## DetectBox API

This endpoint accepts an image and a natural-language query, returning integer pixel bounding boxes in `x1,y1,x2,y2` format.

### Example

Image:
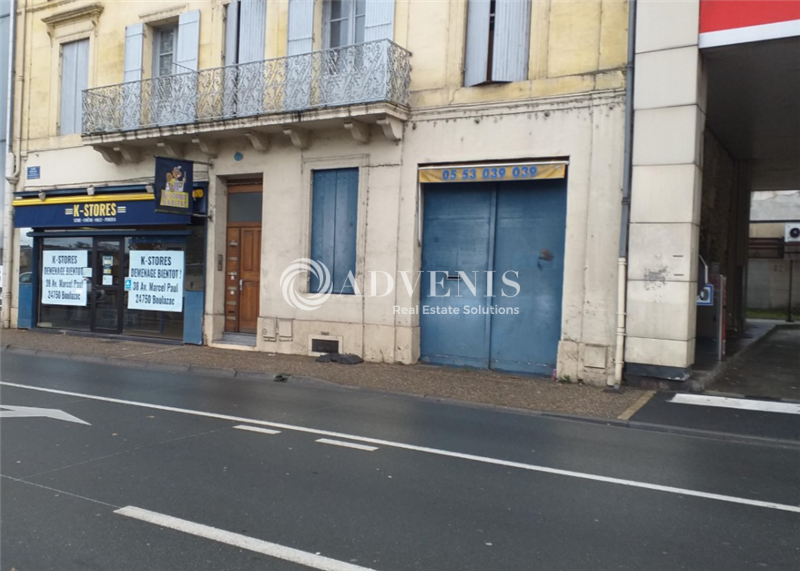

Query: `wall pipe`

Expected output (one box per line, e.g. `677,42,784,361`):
613,0,637,387
1,0,18,328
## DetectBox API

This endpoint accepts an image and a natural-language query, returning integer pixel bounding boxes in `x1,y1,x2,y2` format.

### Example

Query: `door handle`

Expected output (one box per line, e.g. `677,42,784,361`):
239,279,243,292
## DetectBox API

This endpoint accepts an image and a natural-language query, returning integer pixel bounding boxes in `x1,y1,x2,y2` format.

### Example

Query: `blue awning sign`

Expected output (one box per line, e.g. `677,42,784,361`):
13,193,192,229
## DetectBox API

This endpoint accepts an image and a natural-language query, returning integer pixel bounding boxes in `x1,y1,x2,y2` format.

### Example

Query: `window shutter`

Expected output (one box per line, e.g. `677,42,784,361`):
225,0,240,66
287,0,314,56
176,10,201,72
60,40,89,135
123,23,144,82
332,168,359,294
364,0,395,42
464,0,491,87
311,169,359,295
311,170,338,294
492,0,531,82
238,0,267,63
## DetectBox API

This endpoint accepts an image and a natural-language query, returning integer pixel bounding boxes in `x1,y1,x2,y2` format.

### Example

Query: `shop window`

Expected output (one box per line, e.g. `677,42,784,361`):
464,0,531,86
310,168,359,294
123,237,185,340
59,39,89,135
38,236,92,330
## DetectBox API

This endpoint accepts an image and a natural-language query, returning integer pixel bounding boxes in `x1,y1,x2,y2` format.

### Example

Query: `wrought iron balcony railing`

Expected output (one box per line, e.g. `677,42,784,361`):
82,39,411,135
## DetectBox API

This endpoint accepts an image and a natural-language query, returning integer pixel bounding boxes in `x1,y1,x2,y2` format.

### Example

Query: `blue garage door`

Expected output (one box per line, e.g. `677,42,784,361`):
420,179,567,375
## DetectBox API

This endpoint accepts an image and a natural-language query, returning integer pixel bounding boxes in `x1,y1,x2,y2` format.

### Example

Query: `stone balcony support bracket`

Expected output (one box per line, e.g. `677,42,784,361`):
283,127,311,150
377,116,403,141
243,131,270,153
192,137,219,157
344,120,371,144
93,145,122,165
113,145,141,163
156,140,185,159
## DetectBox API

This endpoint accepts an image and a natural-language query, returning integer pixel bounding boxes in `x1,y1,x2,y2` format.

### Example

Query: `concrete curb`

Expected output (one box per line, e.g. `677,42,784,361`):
3,344,798,451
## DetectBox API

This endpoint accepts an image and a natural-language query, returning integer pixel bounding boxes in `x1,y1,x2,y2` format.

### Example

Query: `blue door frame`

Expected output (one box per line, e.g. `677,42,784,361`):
420,179,567,376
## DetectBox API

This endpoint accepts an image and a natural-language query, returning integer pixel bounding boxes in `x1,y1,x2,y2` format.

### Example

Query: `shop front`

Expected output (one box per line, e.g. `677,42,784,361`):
13,185,207,343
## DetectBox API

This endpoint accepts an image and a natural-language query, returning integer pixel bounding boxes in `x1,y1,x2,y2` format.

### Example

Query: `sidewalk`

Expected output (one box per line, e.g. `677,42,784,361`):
708,325,800,400
0,328,645,420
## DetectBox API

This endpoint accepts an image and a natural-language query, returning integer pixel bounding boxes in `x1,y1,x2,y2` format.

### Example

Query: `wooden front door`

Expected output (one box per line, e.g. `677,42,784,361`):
225,183,263,334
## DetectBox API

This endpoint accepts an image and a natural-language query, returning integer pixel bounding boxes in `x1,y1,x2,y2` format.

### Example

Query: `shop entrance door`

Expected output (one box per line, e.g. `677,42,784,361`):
225,182,263,334
91,238,124,333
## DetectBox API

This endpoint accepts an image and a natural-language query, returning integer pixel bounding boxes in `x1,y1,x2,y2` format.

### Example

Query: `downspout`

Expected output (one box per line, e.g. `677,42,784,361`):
612,0,637,387
1,0,18,328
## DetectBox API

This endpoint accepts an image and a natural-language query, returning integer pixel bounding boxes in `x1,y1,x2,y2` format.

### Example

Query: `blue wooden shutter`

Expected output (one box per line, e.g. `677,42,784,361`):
176,10,201,71
225,0,240,65
333,168,359,294
60,39,89,135
123,23,144,82
464,0,491,87
364,0,395,42
311,169,359,295
287,0,314,55
239,0,267,63
492,0,531,82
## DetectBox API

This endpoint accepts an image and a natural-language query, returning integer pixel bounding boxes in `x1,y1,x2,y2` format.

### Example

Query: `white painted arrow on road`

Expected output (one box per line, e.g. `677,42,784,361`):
0,405,91,425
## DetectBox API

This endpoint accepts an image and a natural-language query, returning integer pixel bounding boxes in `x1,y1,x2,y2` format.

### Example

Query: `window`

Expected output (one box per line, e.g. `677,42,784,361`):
59,39,89,135
154,25,178,76
464,0,532,86
325,0,366,48
310,169,359,294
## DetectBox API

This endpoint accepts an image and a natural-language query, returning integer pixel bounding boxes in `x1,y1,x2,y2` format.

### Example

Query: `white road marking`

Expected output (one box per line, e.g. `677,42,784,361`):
316,438,378,452
115,506,379,571
233,424,281,435
670,394,800,415
3,381,799,514
0,404,91,425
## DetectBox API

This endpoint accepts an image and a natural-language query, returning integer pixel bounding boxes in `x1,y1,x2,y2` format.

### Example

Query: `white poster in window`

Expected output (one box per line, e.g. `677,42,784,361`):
127,251,184,312
41,250,88,306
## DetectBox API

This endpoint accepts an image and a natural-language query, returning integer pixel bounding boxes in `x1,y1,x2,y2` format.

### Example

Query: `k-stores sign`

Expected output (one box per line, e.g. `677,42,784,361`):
699,0,800,48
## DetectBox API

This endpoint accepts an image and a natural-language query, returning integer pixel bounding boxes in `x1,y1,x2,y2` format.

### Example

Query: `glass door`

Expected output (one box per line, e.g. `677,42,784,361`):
91,239,123,333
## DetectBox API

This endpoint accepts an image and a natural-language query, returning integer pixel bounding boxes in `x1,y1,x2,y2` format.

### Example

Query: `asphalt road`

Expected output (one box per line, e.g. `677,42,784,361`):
1,353,799,571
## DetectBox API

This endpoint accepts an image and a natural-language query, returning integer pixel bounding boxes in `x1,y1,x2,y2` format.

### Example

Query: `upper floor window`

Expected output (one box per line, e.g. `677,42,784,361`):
288,0,395,56
225,0,267,66
465,0,532,87
59,39,89,135
154,25,178,76
326,0,366,48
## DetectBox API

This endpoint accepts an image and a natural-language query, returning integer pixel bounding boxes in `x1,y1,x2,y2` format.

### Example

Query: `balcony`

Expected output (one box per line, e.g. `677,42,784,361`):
82,40,411,161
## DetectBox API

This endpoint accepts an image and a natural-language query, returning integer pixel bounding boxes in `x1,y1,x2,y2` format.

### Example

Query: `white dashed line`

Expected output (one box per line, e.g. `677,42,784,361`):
233,424,281,435
3,381,800,514
315,438,378,452
115,506,380,571
670,394,800,415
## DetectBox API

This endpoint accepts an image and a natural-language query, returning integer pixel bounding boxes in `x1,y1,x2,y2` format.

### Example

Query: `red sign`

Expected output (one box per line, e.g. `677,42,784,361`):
700,0,800,33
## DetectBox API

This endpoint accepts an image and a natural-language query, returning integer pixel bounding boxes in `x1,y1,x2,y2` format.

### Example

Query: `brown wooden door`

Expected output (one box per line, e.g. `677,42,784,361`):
225,227,262,334
225,183,263,334
238,227,261,333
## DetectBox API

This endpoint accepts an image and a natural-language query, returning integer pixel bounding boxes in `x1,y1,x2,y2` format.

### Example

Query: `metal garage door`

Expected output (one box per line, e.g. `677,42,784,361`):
420,179,567,375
